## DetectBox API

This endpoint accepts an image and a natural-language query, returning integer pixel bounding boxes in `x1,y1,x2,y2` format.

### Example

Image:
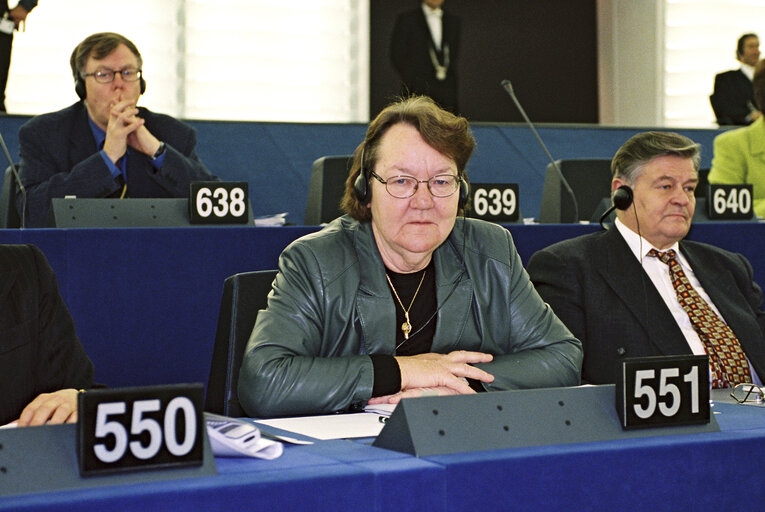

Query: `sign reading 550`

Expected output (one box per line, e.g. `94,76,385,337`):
78,384,205,475
469,183,519,223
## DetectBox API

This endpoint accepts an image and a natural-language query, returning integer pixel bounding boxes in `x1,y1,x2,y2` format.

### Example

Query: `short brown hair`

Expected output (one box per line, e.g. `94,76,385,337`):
341,96,475,221
611,131,701,184
70,32,143,81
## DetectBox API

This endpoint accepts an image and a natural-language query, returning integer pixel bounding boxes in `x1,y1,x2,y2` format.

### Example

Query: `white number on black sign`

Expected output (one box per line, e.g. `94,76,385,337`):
93,397,197,464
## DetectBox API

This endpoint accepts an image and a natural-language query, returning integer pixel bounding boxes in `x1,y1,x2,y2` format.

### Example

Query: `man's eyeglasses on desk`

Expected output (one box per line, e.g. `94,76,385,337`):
730,383,765,405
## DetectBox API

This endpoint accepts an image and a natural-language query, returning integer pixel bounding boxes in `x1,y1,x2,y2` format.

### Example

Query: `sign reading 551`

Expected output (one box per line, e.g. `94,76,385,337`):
469,183,520,223
615,355,710,429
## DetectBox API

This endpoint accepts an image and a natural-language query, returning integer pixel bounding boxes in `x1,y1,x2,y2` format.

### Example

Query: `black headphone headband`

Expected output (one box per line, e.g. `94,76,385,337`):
353,144,469,209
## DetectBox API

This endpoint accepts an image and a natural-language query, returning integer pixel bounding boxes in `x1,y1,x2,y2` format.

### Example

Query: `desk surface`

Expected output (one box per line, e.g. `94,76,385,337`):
1,399,763,511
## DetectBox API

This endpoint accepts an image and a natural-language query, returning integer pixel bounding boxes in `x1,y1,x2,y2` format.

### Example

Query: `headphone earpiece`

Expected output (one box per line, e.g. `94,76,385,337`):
74,75,147,100
353,146,369,203
75,77,86,100
458,177,469,210
613,185,633,210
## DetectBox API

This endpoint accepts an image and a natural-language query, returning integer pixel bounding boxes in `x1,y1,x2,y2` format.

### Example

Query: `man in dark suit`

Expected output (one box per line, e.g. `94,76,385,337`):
711,33,761,126
0,244,95,426
17,32,218,227
527,131,765,386
390,0,460,114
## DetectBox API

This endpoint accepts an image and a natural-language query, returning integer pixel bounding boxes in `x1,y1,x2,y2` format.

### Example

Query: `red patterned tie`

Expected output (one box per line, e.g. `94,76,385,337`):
648,249,751,388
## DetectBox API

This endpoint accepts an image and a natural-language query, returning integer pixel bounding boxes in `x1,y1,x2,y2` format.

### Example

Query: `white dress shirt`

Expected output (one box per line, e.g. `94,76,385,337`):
615,219,761,385
422,3,443,50
741,63,755,81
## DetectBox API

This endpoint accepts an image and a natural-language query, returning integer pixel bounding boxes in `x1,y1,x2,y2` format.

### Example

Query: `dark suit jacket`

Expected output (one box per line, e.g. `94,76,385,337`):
17,101,218,227
390,7,460,113
0,244,94,425
711,69,756,126
527,227,765,384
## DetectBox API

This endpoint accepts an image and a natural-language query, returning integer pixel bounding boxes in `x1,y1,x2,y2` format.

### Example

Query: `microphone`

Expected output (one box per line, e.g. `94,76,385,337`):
501,79,579,222
0,131,25,229
598,185,633,229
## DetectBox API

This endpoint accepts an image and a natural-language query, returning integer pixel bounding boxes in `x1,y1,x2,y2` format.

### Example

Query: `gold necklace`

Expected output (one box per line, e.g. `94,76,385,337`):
385,270,426,340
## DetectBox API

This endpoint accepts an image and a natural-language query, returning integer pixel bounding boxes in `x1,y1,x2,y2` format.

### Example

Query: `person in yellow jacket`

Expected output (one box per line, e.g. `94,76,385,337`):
710,59,765,218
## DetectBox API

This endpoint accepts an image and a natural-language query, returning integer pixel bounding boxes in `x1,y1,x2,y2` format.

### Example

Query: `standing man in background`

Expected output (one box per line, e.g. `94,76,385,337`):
390,0,460,114
0,0,37,112
710,33,761,126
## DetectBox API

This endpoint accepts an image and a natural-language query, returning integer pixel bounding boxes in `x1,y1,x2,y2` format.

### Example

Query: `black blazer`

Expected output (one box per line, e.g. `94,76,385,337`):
17,101,218,227
0,244,94,425
711,69,756,126
527,227,765,384
390,7,460,113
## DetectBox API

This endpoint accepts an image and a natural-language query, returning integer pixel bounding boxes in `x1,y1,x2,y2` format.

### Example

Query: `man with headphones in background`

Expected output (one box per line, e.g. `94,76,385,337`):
527,132,765,388
16,32,217,227
237,96,581,418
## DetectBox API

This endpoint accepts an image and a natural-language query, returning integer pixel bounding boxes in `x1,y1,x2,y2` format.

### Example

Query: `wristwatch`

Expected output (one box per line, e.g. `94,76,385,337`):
152,142,167,160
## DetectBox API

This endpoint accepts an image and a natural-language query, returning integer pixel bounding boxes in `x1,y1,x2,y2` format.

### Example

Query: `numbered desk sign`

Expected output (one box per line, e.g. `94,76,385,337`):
78,384,205,476
616,355,710,429
707,184,753,220
469,183,520,223
189,182,249,224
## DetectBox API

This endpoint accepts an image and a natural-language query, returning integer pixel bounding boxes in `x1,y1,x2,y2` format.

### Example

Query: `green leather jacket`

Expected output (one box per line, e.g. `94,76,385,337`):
238,216,582,418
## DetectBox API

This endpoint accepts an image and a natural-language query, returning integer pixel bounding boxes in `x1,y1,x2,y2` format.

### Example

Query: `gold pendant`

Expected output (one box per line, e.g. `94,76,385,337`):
401,321,411,339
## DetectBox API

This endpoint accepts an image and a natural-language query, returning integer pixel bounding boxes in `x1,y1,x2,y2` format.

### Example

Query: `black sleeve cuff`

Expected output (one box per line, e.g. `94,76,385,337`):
370,354,401,397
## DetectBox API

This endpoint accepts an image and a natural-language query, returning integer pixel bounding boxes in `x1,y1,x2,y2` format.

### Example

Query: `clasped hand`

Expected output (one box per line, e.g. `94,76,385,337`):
102,97,161,163
368,350,494,405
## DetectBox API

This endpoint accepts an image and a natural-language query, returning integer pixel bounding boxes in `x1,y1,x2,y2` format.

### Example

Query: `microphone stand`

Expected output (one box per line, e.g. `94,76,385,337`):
501,79,579,223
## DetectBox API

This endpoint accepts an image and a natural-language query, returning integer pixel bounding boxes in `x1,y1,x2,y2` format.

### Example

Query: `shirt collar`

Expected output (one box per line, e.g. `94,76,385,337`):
614,217,681,261
86,113,106,149
741,63,755,80
422,3,443,17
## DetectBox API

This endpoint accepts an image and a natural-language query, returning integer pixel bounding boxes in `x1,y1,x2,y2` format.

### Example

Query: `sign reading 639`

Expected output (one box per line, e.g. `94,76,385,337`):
469,183,520,223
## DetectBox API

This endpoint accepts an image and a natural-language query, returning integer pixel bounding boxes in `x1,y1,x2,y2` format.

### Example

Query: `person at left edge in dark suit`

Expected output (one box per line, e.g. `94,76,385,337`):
390,0,460,114
0,0,37,112
0,244,95,427
527,131,765,387
17,32,218,227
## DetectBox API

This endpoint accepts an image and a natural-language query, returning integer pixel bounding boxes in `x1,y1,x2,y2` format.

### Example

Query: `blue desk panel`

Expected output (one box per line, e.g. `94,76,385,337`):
0,222,761,389
1,402,763,511
0,115,728,223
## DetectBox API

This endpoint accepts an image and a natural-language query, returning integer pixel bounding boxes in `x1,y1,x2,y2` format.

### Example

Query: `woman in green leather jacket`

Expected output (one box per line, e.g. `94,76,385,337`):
238,96,582,418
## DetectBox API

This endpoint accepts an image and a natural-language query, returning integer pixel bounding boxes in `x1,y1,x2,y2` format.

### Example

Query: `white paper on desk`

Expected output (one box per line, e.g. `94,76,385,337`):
254,212,288,226
363,403,396,417
256,412,387,440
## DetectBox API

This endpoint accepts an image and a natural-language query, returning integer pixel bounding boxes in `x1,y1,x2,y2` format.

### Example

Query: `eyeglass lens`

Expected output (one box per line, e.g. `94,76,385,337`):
731,384,763,403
